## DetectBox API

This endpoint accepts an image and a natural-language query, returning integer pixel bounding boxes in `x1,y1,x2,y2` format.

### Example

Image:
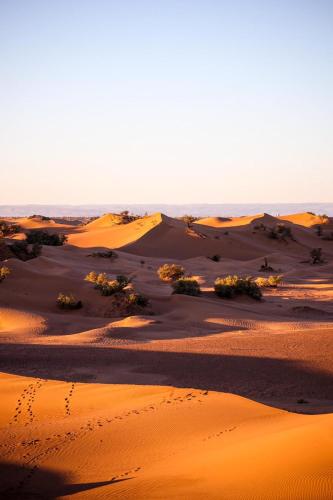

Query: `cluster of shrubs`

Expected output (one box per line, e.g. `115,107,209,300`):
85,272,130,296
214,275,262,300
157,263,201,296
0,220,21,237
0,266,10,283
56,293,82,310
84,271,149,311
26,230,67,246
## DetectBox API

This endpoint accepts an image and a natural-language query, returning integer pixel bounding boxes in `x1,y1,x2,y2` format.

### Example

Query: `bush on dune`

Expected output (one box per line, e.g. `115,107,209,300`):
9,241,42,261
57,293,82,310
172,278,201,296
84,270,149,315
26,230,67,246
0,220,21,237
88,249,118,259
157,263,185,282
0,266,11,283
214,275,262,300
255,275,282,288
84,271,130,296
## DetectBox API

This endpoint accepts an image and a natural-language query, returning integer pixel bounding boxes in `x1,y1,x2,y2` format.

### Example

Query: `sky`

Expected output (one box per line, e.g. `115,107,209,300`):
1,0,332,204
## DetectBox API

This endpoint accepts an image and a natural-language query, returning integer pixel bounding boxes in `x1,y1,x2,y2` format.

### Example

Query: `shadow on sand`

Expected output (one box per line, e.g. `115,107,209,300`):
0,342,332,412
0,462,131,499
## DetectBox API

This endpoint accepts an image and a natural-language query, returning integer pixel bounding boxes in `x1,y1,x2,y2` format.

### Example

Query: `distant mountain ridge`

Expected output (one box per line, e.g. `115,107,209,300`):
1,203,333,217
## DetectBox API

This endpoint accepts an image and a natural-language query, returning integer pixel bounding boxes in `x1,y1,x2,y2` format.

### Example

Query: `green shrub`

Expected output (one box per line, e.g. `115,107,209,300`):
56,293,82,310
157,263,185,282
127,292,149,307
84,271,130,296
26,230,67,246
0,266,10,283
255,275,282,288
172,278,201,296
214,275,262,300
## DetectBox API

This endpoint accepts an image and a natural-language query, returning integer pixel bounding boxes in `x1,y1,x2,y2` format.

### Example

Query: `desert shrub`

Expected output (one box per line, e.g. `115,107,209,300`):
0,220,21,237
26,230,67,246
259,257,275,272
208,254,221,262
88,250,117,259
310,248,323,264
214,275,262,300
57,293,82,310
85,271,98,283
84,271,130,296
127,292,149,307
172,278,201,296
267,223,293,241
9,241,42,261
180,215,198,227
157,263,185,282
255,275,282,288
0,266,10,283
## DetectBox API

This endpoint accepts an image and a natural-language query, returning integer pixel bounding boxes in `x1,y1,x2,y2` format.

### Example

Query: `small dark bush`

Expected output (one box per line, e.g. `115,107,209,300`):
57,293,82,310
26,230,67,246
127,292,149,307
297,398,309,404
310,248,323,264
179,215,198,227
259,257,275,272
157,264,185,282
267,223,294,242
214,275,262,300
88,249,117,259
172,278,201,296
208,254,221,262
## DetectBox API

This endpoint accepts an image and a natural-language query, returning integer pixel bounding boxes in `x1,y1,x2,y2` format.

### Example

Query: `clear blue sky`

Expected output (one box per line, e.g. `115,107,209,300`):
1,0,332,204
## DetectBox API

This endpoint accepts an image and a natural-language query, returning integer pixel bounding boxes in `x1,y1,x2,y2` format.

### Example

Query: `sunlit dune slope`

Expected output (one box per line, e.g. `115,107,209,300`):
278,212,329,227
0,374,332,499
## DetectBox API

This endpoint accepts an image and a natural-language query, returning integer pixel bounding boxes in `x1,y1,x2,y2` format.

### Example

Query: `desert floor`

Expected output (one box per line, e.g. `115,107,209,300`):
0,212,333,499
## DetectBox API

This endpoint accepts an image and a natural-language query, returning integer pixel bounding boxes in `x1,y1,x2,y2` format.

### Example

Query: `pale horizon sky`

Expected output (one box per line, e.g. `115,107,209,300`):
1,0,332,204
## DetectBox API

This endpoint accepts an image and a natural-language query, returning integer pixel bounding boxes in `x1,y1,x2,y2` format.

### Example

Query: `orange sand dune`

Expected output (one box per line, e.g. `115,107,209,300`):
0,374,332,499
278,212,329,227
195,212,278,228
7,216,73,231
1,211,333,499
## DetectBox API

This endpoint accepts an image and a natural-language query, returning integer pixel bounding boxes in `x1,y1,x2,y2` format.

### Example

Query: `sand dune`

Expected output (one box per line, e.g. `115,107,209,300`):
1,211,333,498
278,212,329,227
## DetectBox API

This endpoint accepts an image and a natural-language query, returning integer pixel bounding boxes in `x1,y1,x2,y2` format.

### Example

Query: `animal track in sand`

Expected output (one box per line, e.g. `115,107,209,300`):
9,378,46,427
64,382,75,417
203,426,237,441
